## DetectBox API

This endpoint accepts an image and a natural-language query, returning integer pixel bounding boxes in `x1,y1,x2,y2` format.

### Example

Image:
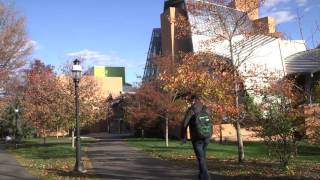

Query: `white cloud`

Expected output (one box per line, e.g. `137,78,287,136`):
271,11,296,24
26,40,41,50
67,49,145,69
261,10,296,24
260,0,293,19
296,0,308,7
304,7,311,12
67,49,110,63
263,0,290,9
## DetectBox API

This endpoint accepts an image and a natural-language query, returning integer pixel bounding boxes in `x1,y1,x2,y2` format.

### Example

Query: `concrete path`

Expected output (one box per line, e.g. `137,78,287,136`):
86,134,294,180
0,145,35,180
86,134,199,180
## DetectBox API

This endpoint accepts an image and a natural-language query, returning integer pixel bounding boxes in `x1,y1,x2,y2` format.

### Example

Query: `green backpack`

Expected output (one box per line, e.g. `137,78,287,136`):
194,107,213,139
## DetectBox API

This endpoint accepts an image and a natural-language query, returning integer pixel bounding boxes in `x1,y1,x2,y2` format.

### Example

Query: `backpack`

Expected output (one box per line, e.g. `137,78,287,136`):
193,107,213,139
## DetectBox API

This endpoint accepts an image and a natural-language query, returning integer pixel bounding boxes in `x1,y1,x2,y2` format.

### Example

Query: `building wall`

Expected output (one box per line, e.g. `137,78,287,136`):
154,0,294,79
58,75,123,99
253,16,276,34
94,77,123,98
93,66,125,85
236,38,306,71
190,33,306,95
185,124,262,141
160,7,193,60
80,76,123,134
230,0,259,20
212,124,262,141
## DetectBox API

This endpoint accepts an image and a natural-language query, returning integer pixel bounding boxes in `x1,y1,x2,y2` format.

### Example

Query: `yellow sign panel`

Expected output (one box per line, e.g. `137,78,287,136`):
93,66,106,77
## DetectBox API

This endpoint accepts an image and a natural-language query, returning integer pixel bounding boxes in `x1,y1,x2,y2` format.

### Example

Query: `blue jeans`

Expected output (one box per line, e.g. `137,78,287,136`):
192,139,211,180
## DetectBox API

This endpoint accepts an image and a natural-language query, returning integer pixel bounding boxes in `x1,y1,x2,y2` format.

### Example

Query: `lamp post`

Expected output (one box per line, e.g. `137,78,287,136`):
14,108,19,142
72,59,85,173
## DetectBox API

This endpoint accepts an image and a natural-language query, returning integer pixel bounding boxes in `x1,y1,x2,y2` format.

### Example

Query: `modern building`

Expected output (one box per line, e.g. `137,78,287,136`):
143,0,306,90
143,28,162,80
84,65,136,134
88,66,126,84
86,66,126,97
284,46,320,141
142,0,308,140
285,47,320,103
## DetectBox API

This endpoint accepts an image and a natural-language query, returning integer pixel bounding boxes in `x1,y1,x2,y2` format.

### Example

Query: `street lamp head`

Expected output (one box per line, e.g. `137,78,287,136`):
15,109,19,113
72,59,82,81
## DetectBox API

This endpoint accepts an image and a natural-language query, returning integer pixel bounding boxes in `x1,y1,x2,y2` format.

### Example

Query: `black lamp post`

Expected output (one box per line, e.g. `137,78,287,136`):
72,59,85,173
14,108,19,142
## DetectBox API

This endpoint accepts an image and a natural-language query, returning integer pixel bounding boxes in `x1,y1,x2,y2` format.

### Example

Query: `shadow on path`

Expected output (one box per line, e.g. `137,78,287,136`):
0,145,35,180
86,134,303,180
86,134,198,180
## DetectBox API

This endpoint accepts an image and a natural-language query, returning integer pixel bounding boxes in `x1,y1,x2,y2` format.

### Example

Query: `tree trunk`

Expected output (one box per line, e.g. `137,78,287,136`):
235,121,244,162
229,38,245,163
219,124,223,144
43,136,46,144
235,82,245,162
43,129,46,144
165,117,169,147
72,129,75,149
106,119,110,134
141,129,144,139
119,119,121,134
56,127,59,139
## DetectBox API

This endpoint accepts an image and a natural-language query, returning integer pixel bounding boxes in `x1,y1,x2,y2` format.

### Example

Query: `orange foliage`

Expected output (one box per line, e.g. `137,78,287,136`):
23,60,59,136
158,52,240,122
126,81,185,130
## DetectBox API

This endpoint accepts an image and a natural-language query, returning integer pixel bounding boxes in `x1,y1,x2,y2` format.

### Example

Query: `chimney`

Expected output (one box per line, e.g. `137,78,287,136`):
230,0,259,20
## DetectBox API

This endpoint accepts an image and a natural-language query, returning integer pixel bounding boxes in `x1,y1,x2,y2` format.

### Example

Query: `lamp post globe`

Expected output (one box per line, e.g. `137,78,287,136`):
72,59,85,173
72,59,82,81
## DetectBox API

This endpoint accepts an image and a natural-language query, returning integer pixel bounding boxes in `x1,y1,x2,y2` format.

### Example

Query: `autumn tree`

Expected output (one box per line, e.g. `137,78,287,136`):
59,60,106,126
58,77,105,127
22,59,105,145
307,82,320,144
169,0,275,162
158,52,237,140
126,81,184,146
105,94,114,134
23,60,59,143
256,79,304,168
0,2,32,97
58,60,106,147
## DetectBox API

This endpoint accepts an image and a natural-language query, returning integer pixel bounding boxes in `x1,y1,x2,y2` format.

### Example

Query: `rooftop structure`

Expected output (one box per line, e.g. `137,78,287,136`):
143,0,306,93
284,46,320,103
285,48,320,75
88,66,126,85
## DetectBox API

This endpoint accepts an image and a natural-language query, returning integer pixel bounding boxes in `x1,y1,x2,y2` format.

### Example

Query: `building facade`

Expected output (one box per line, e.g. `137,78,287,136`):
86,66,126,97
143,0,306,85
142,0,308,140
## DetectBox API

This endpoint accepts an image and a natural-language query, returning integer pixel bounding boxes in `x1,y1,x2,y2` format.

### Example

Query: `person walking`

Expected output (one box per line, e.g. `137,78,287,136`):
181,94,212,180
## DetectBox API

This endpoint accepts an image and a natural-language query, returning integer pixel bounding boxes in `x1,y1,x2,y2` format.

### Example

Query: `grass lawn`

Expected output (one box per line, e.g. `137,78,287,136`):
5,136,97,180
127,138,320,179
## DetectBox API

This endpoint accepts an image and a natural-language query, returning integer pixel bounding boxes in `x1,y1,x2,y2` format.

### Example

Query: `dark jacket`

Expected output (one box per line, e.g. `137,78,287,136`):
181,102,210,141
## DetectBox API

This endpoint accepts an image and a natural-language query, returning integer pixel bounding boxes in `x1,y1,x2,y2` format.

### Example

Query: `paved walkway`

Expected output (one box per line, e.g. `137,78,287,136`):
86,134,296,180
0,145,35,180
86,134,200,180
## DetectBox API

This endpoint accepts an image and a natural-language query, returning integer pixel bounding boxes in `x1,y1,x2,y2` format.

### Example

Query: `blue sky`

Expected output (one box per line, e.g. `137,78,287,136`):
12,0,320,84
